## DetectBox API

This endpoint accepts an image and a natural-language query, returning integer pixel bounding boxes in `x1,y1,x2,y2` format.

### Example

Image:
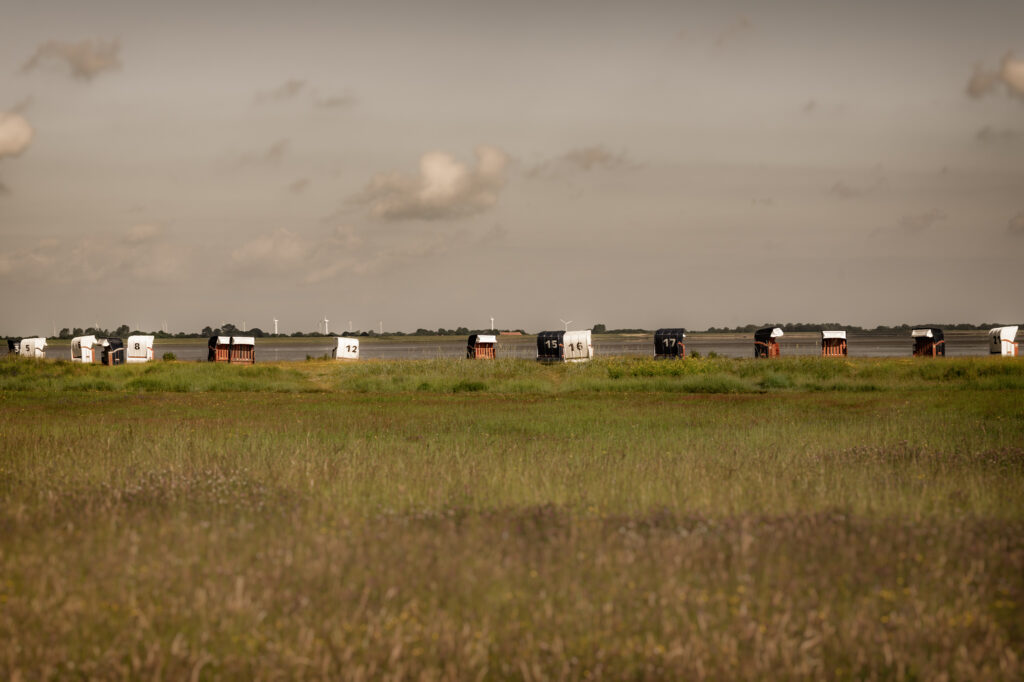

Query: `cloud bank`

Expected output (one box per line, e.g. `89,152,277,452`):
966,53,1024,99
715,16,752,48
0,225,181,283
254,79,356,110
828,172,886,200
350,145,509,221
313,93,357,109
975,125,1022,143
0,239,60,278
22,39,122,81
230,228,311,273
527,145,632,177
125,224,162,244
0,113,33,159
254,79,306,103
562,145,629,171
900,209,946,234
230,216,507,285
238,139,289,166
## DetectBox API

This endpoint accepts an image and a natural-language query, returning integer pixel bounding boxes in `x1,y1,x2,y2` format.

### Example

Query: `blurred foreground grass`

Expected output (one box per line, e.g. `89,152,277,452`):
1,356,1022,678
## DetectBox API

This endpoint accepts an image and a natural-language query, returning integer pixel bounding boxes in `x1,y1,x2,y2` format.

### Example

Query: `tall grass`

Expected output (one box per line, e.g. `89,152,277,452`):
3,355,1022,394
0,358,316,393
3,389,1020,518
1,356,1022,678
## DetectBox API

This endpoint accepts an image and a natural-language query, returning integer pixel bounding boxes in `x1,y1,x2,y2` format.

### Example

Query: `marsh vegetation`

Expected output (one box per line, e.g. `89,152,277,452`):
1,357,1022,678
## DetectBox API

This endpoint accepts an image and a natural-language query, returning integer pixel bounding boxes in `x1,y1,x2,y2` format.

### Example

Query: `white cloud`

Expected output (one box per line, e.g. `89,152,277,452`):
975,125,1022,143
254,79,356,110
254,79,306,103
238,139,289,166
262,139,288,164
313,93,357,109
527,144,633,177
1002,54,1024,98
829,180,875,200
0,113,33,159
350,145,509,221
231,218,505,285
828,169,887,200
125,224,162,244
900,209,946,234
0,228,182,283
966,53,1024,100
230,224,372,283
0,239,60,277
230,228,310,273
714,16,752,48
966,65,1000,98
22,39,122,81
10,97,33,115
562,146,628,171
303,224,501,284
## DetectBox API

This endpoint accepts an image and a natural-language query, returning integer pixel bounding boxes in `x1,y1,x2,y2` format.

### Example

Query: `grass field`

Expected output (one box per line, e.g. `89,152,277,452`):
1,356,1022,679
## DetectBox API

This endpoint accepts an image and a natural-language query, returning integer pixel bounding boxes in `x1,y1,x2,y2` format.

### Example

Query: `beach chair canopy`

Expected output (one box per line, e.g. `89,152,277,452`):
19,337,47,357
990,326,1019,343
334,337,359,359
71,335,99,357
102,338,124,362
469,334,497,345
537,331,565,359
126,335,155,362
755,327,784,343
989,326,1019,355
911,328,944,341
562,330,593,361
654,328,687,356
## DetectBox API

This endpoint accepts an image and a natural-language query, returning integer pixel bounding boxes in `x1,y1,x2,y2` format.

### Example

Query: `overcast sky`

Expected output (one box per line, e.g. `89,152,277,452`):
1,0,1022,334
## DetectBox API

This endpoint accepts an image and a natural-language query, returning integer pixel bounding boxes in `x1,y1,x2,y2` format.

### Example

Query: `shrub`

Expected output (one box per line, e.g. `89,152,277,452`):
162,352,176,361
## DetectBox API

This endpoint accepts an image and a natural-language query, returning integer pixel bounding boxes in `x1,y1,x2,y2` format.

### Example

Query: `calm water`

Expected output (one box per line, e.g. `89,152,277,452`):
19,331,1004,362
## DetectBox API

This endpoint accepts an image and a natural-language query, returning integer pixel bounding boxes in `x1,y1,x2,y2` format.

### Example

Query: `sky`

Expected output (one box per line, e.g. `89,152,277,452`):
1,0,1022,335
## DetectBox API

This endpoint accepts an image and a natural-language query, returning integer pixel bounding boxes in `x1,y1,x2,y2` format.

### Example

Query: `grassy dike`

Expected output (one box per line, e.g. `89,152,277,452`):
1,356,1023,679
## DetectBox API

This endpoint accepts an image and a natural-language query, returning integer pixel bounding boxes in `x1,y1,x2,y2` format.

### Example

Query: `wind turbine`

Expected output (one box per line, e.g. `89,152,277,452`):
273,318,278,335
490,317,495,331
560,319,572,332
322,316,330,336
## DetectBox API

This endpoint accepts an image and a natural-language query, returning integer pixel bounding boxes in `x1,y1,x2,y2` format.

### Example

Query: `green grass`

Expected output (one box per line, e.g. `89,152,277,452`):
5,355,1023,395
0,359,316,393
1,356,1023,678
